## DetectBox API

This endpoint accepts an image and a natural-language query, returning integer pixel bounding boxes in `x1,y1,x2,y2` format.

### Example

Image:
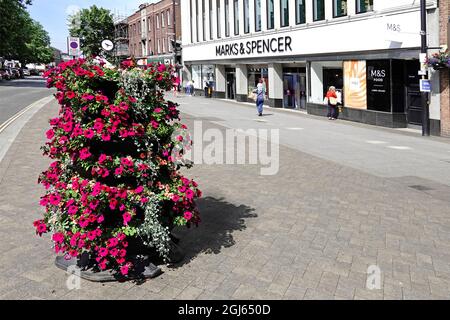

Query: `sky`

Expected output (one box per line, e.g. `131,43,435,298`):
27,0,153,52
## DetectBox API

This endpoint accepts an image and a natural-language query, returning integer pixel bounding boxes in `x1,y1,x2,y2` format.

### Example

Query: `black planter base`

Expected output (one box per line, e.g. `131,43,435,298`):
54,239,185,282
55,255,162,282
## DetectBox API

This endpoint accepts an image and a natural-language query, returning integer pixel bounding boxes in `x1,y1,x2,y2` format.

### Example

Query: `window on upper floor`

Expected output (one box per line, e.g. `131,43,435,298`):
313,0,325,21
225,0,230,37
280,0,289,27
209,0,214,39
148,17,151,31
202,0,206,41
167,9,171,26
295,0,305,24
267,0,274,29
255,0,261,32
156,14,160,28
217,0,222,38
190,0,194,42
333,0,347,18
233,0,239,35
196,0,199,41
356,0,373,14
244,0,250,33
162,11,165,27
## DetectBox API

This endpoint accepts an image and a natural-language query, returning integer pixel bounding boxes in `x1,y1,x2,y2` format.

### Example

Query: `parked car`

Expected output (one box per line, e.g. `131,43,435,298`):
21,67,30,76
9,68,20,79
0,68,11,80
29,68,40,76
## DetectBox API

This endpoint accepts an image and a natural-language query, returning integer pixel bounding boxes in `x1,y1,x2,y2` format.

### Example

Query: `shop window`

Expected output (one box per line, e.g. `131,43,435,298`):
234,0,239,35
217,0,222,38
322,68,343,98
356,0,373,14
313,0,325,21
255,0,262,31
280,0,289,27
244,0,250,33
192,65,202,89
247,68,269,99
202,65,216,90
191,65,215,90
267,0,274,29
295,0,306,24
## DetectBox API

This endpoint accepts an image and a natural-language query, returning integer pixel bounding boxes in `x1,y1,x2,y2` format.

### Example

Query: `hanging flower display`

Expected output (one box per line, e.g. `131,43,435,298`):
426,48,450,70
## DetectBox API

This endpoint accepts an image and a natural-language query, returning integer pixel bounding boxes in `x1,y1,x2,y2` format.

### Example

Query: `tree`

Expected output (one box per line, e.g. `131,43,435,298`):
68,5,115,58
22,20,54,64
0,0,32,57
0,0,53,63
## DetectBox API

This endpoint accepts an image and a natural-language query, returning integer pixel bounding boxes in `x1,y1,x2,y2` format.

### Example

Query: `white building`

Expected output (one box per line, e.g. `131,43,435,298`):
181,0,443,134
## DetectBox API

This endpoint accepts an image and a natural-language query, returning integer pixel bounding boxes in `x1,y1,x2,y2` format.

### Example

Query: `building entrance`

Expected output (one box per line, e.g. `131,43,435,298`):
226,68,236,100
283,73,307,109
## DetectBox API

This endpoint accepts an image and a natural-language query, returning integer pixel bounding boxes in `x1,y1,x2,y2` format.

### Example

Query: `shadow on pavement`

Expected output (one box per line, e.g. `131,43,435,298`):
170,196,257,268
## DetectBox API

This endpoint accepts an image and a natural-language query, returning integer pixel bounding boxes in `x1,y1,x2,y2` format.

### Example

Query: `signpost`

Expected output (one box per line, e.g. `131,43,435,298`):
420,0,430,136
67,37,81,58
420,79,431,92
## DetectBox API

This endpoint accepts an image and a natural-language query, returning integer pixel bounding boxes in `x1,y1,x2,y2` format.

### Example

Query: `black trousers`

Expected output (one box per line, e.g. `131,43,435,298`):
327,105,337,118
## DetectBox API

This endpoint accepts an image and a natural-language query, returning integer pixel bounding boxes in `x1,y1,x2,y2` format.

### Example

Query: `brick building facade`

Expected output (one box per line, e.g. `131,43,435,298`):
127,0,181,62
440,0,450,137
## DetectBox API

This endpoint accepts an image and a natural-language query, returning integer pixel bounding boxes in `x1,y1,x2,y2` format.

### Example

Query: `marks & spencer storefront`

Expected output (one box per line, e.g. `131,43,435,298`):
182,8,440,133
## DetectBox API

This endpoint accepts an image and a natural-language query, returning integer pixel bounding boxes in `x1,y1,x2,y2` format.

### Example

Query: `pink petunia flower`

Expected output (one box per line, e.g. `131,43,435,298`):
135,186,144,194
120,265,129,276
122,212,132,225
52,233,65,244
79,148,92,160
99,247,108,257
184,211,193,221
46,129,55,139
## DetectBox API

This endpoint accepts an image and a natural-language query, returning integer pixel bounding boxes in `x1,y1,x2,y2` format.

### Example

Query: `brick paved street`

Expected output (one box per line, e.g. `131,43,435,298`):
1,97,450,300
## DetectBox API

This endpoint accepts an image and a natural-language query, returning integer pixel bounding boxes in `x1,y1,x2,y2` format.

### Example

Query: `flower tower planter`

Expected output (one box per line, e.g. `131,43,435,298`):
34,59,201,282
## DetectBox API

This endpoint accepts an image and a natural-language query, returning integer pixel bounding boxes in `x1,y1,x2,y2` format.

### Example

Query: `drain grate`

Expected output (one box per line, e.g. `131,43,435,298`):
409,185,434,191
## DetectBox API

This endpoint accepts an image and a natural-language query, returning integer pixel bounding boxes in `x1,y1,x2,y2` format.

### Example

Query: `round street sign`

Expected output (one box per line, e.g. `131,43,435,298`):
101,40,114,52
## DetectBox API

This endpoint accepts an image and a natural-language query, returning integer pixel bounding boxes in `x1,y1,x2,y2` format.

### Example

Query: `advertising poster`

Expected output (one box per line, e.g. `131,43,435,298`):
343,61,367,109
366,60,391,112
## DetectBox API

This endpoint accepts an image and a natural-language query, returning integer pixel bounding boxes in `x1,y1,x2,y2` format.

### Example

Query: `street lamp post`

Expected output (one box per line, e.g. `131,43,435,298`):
420,0,430,136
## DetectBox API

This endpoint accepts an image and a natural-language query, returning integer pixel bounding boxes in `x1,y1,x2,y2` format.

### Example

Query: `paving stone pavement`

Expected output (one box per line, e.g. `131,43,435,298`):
1,100,450,300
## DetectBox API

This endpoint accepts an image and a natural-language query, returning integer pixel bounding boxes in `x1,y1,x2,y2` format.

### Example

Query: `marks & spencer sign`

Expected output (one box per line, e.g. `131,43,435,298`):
216,36,292,57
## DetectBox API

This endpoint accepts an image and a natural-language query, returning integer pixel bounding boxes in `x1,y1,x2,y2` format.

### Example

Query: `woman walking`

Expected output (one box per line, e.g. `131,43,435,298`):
255,79,265,117
325,86,338,120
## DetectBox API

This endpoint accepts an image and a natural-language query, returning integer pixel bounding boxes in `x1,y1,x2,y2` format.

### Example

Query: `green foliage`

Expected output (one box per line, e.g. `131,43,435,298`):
0,0,53,63
68,5,115,58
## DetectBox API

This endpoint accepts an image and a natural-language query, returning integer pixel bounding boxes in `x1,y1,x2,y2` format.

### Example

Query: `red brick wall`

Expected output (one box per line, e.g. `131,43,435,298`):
127,0,181,58
440,0,450,136
128,12,141,58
